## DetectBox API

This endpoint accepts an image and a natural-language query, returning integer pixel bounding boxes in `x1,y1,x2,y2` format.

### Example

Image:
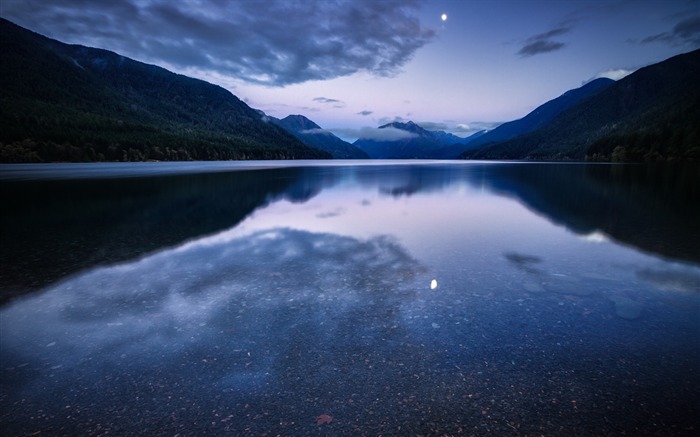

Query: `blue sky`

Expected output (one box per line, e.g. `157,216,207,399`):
1,0,699,140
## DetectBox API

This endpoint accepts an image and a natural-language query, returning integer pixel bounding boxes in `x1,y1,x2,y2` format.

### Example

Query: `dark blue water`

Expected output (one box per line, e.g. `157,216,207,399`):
1,161,699,435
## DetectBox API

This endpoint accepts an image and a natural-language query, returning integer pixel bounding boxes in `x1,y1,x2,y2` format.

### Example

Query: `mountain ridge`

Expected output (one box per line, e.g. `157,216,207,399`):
2,18,697,163
269,114,369,159
466,78,615,149
353,121,469,159
462,49,700,161
349,73,618,160
0,18,330,162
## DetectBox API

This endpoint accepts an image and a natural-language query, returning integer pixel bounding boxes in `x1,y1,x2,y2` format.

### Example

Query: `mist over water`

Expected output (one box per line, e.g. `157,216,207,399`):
1,161,698,435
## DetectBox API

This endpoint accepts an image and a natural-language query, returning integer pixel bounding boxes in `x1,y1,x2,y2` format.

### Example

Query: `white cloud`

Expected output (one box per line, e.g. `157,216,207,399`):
593,68,634,81
415,121,448,131
452,121,502,135
300,128,333,136
581,231,609,243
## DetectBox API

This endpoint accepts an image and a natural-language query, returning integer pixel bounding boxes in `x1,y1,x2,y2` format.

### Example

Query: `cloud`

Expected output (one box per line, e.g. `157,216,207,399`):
313,96,345,108
414,121,502,137
357,110,374,116
415,121,448,131
377,115,408,125
1,0,436,87
313,97,342,104
331,119,499,142
450,121,503,137
300,128,333,136
641,15,700,47
518,40,565,56
517,24,572,57
316,207,346,219
331,126,417,142
0,227,424,419
590,68,634,81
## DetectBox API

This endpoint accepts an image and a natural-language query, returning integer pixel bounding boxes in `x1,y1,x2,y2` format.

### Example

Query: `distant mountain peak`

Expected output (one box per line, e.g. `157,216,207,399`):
270,114,369,159
280,114,321,130
355,120,475,159
380,120,417,128
378,120,428,136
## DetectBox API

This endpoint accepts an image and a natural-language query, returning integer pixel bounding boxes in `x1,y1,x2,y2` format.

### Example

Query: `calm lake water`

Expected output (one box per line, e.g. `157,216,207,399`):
1,161,699,435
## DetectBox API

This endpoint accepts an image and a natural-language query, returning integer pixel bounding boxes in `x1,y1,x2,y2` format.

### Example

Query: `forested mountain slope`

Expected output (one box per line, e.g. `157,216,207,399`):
0,18,330,162
462,49,700,161
465,78,614,149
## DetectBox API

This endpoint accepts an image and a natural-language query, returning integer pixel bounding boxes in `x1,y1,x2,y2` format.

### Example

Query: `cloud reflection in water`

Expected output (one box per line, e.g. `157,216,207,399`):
1,228,427,412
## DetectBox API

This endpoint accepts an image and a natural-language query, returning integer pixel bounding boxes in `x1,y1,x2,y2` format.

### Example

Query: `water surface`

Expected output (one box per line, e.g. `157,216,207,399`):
1,161,699,435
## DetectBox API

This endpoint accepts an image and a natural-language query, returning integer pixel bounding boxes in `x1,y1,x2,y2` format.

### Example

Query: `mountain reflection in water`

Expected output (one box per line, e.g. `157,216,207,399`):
1,161,698,435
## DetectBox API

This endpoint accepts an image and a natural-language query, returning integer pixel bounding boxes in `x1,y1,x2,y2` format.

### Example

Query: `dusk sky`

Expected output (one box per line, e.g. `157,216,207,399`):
2,0,699,140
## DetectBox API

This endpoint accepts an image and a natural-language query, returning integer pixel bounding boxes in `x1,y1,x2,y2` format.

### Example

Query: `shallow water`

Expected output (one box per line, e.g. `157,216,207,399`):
1,161,699,435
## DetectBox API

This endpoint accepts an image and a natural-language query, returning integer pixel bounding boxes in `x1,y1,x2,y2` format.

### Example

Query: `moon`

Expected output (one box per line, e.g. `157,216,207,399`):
441,13,447,22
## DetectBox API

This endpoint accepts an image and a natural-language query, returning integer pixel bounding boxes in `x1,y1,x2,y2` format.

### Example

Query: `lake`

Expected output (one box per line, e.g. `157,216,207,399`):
1,160,699,435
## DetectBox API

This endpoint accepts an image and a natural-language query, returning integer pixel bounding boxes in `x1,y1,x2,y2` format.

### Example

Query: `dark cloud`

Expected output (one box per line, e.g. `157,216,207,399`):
357,110,374,116
1,0,436,86
316,207,346,218
675,16,700,41
517,25,572,57
641,16,700,47
313,96,346,108
313,97,342,104
642,33,672,44
518,40,565,56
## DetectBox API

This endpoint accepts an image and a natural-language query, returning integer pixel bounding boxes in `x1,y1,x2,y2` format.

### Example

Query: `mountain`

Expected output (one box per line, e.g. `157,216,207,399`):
463,130,488,144
466,78,615,149
462,49,700,161
353,121,469,159
353,121,440,158
429,129,471,147
0,18,330,162
431,129,488,159
354,78,615,161
269,114,369,159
